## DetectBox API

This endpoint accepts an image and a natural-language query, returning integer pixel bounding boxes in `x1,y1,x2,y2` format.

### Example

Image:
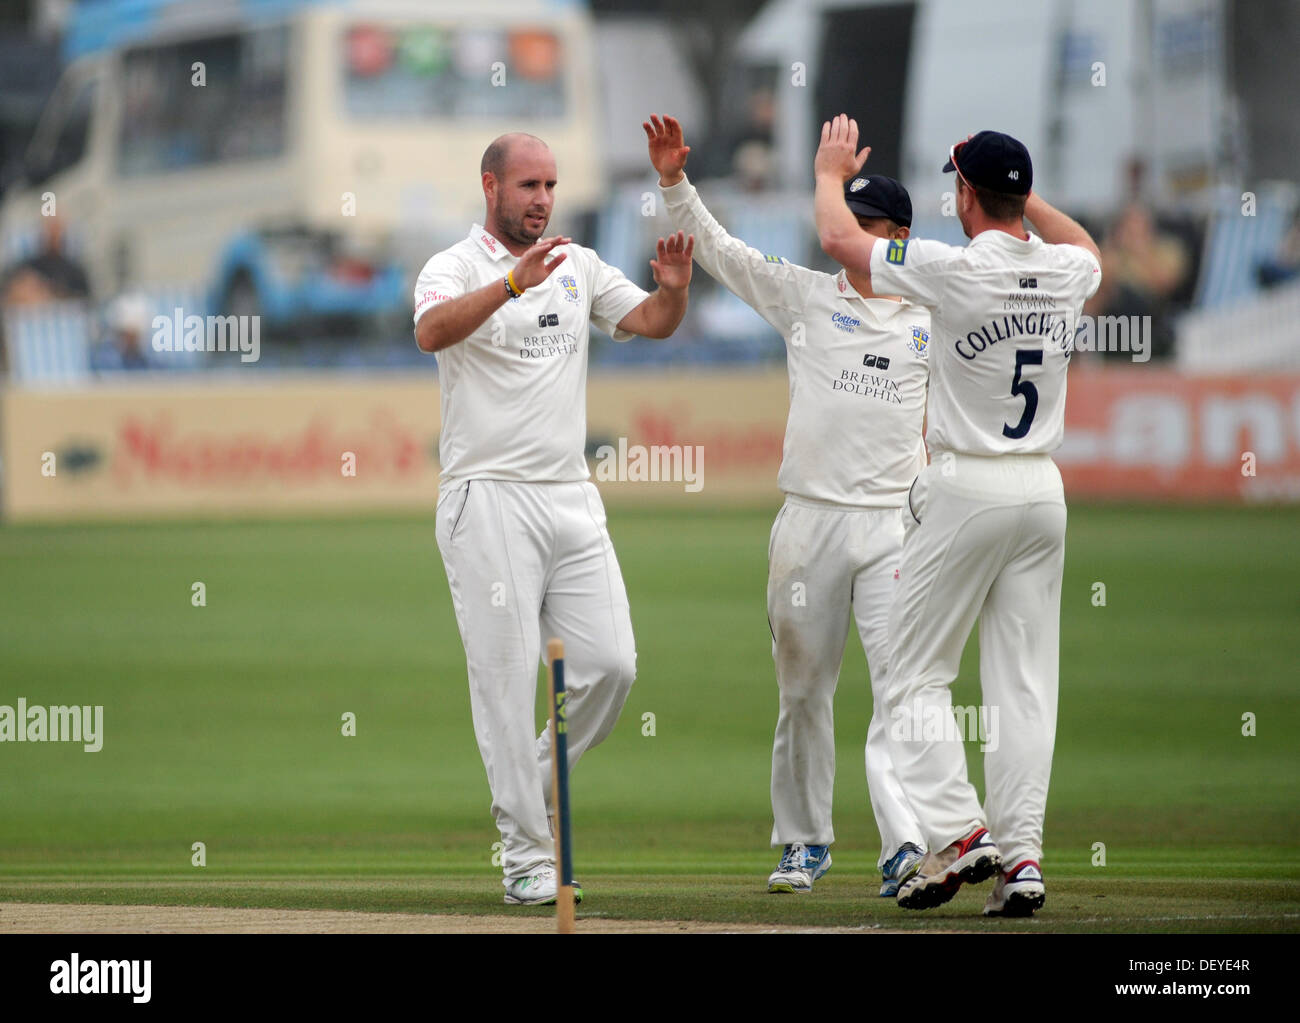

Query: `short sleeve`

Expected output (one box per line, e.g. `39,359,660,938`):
586,251,651,341
413,251,470,326
1063,244,1103,301
869,237,962,309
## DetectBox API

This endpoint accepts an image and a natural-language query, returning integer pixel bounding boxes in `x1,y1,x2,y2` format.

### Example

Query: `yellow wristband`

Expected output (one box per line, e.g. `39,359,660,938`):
507,269,525,297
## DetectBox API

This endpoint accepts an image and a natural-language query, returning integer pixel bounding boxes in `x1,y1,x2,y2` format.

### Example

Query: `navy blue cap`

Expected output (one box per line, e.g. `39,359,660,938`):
942,130,1032,195
843,174,912,228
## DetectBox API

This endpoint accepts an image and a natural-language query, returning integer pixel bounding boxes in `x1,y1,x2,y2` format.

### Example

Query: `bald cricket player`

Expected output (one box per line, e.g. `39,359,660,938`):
413,133,695,905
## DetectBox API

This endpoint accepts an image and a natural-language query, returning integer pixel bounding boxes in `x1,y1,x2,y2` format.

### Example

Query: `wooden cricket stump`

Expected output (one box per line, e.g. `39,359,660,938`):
546,638,575,934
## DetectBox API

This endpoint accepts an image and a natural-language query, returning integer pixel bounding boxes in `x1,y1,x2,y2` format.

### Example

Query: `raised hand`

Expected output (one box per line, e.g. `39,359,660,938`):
644,114,691,187
814,114,871,182
650,230,695,290
512,236,570,291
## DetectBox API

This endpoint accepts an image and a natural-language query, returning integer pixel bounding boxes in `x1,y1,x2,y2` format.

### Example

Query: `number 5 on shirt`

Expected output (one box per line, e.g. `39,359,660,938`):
1002,349,1042,439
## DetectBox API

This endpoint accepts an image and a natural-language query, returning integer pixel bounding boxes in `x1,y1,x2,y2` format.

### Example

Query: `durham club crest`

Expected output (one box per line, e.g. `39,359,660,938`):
909,325,930,356
558,274,579,303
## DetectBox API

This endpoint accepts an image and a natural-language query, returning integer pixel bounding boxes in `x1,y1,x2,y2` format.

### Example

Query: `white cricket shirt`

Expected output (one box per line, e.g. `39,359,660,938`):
413,225,650,489
663,177,929,508
869,230,1101,457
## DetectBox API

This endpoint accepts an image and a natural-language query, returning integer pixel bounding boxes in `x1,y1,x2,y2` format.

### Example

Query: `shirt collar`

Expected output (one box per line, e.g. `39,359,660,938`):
470,224,511,261
970,227,1037,248
836,269,907,317
835,269,863,300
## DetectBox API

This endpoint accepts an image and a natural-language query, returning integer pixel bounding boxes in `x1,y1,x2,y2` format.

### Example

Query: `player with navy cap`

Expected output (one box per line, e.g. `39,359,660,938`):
646,114,929,899
813,116,1102,916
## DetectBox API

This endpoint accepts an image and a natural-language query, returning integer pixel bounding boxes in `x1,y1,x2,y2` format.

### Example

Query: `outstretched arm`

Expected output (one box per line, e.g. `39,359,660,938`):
646,113,813,323
1024,193,1101,262
814,114,876,275
616,230,695,339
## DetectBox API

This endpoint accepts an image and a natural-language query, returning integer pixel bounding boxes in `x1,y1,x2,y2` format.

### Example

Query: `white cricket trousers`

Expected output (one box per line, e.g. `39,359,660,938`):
435,479,636,883
767,496,925,867
883,453,1066,871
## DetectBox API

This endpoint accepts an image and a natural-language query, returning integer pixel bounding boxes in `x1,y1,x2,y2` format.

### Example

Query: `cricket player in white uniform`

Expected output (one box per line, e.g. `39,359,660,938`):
413,133,695,905
644,115,928,897
813,118,1101,916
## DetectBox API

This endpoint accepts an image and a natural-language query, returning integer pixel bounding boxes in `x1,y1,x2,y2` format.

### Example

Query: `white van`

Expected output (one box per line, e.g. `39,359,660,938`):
1,0,605,324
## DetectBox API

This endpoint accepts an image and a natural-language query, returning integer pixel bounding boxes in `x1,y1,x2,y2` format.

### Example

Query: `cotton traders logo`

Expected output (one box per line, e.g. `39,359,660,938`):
558,274,579,303
831,312,861,333
885,239,908,265
909,325,930,356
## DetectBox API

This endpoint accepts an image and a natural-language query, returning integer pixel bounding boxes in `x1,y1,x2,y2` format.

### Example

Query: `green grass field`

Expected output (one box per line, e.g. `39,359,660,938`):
1,504,1298,932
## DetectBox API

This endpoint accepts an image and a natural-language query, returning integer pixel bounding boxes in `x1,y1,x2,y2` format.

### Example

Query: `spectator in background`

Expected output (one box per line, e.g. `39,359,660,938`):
0,216,90,306
717,85,778,191
1085,202,1190,361
90,294,152,372
731,139,775,193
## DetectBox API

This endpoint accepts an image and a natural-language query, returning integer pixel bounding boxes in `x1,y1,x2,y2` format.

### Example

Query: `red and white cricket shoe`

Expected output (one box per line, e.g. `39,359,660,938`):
896,826,1002,910
983,859,1046,917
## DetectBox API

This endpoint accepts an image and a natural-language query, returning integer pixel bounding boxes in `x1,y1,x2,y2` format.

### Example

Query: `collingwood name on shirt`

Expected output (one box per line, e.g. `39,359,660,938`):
954,310,1074,361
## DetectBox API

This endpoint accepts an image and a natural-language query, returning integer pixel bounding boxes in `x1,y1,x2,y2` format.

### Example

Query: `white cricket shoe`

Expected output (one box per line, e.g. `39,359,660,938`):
983,860,1046,917
767,843,832,894
879,842,926,898
896,826,1001,910
504,865,558,905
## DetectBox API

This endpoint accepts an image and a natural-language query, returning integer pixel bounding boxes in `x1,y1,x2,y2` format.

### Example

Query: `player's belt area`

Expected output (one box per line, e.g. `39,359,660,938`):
929,451,1054,465
924,452,1062,503
782,494,903,513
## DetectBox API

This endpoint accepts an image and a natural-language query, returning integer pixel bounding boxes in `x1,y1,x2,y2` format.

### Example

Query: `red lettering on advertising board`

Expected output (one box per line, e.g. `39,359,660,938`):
632,406,783,468
112,410,425,488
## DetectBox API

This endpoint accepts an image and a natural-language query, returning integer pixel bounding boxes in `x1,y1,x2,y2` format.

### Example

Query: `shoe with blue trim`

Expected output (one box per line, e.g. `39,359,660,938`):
767,842,832,894
879,842,925,898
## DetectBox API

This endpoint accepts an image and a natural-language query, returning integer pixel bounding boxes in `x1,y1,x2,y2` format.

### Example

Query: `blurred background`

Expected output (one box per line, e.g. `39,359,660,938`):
2,0,1300,516
1,2,1297,915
